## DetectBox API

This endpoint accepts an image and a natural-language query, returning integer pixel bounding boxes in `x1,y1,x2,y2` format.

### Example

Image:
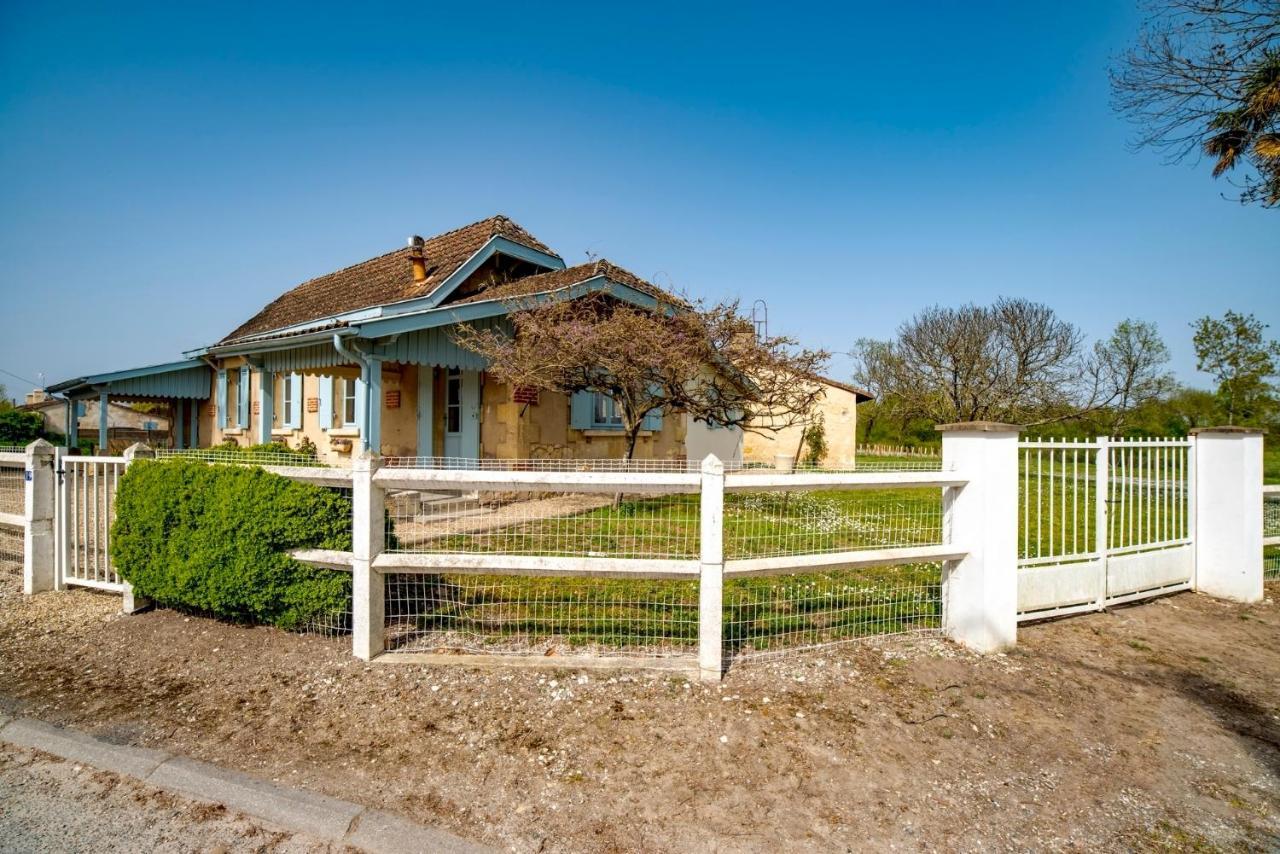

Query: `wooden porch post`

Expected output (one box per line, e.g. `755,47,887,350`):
174,399,185,449
98,390,109,452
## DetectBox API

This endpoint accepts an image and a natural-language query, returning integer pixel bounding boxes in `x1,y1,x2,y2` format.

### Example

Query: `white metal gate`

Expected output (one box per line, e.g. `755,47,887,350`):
58,455,128,591
1017,437,1194,621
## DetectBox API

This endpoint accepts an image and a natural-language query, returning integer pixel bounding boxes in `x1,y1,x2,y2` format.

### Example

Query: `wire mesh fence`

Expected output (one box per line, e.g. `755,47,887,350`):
383,573,700,657
155,448,341,468
0,461,24,517
380,455,944,473
385,486,944,561
1,457,25,578
724,488,943,559
723,562,943,661
1265,491,1279,581
0,522,22,577
381,563,942,660
385,490,701,559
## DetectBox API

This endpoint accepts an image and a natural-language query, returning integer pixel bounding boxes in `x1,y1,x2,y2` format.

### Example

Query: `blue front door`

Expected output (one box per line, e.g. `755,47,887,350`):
443,368,480,459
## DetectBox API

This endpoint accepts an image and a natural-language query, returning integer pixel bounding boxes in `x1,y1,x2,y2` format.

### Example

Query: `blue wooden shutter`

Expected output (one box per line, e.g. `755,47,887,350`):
318,376,332,430
570,391,593,429
642,385,664,431
354,377,366,436
216,370,227,429
238,367,250,427
287,373,302,429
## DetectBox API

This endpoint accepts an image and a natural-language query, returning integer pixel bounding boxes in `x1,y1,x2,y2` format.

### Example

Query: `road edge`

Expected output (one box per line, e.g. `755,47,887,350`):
0,714,490,854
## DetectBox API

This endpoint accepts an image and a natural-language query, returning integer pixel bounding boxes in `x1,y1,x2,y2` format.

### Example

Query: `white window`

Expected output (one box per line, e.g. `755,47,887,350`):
592,392,623,428
279,376,292,425
341,378,357,426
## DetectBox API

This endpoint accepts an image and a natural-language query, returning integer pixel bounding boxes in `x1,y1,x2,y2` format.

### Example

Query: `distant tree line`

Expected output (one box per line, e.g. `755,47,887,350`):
852,301,1279,445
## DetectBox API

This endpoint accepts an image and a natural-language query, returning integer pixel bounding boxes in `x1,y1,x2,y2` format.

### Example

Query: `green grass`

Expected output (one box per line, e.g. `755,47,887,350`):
1265,445,1280,485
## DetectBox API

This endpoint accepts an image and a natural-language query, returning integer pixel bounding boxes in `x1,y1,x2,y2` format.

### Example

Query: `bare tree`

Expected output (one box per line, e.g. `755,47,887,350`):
853,300,1175,429
454,293,829,460
853,298,1086,426
1111,0,1280,207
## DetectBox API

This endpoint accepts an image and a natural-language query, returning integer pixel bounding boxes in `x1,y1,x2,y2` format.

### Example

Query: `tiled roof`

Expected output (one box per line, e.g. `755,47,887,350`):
220,215,559,343
450,259,687,307
812,375,874,401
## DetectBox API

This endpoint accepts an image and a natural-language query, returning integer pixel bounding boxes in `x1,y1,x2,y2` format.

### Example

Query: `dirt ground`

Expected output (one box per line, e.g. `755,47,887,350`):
0,571,1277,853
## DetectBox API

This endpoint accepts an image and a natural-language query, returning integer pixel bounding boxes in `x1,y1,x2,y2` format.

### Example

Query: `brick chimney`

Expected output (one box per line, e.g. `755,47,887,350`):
407,235,427,282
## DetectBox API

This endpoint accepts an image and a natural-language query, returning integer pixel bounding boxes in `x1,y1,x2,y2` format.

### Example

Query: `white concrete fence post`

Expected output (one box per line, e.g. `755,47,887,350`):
938,422,1020,653
351,450,386,660
1191,427,1264,603
698,453,725,682
121,442,155,614
22,439,56,595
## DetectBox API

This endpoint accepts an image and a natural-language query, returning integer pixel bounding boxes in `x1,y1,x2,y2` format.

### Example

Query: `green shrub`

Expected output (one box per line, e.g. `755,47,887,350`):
111,459,350,629
0,409,51,446
801,411,828,467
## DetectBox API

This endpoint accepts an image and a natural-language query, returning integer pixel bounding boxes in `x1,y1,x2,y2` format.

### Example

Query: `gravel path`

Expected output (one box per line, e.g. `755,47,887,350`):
0,743,336,853
2,574,1279,851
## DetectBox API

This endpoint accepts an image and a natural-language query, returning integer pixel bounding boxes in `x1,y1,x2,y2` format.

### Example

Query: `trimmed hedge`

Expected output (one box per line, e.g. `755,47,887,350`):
111,459,350,629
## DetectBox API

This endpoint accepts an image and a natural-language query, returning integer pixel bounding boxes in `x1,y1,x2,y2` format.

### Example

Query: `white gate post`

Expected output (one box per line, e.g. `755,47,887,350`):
1191,427,1263,603
698,454,725,682
120,443,155,613
351,450,385,660
1093,436,1110,610
22,439,56,595
939,423,1020,652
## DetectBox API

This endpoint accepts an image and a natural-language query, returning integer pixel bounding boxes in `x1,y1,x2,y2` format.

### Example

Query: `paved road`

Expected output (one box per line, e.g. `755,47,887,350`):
0,743,334,854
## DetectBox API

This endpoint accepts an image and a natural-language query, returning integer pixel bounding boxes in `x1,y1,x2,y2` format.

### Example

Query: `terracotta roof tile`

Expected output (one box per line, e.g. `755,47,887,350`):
220,215,559,343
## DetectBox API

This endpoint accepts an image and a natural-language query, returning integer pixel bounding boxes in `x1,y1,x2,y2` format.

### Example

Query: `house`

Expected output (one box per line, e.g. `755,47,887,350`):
738,376,872,468
46,215,867,465
20,389,173,453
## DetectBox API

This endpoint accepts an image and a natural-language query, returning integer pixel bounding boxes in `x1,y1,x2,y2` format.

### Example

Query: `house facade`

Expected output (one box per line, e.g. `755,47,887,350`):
739,377,871,468
47,215,863,464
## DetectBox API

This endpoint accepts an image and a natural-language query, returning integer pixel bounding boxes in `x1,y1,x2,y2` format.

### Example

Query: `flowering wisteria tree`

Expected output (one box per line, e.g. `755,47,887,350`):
454,293,829,460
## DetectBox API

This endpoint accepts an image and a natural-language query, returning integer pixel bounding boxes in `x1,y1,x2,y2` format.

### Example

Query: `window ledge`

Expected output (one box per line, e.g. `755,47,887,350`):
329,427,360,438
223,428,244,436
581,429,654,438
271,428,297,437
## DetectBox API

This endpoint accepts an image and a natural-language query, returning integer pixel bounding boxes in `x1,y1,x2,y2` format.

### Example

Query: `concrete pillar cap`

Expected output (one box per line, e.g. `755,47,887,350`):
935,421,1022,433
1188,426,1266,436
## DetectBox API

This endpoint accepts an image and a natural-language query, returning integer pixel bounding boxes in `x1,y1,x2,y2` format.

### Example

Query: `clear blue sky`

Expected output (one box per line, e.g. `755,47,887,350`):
1,1,1275,399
